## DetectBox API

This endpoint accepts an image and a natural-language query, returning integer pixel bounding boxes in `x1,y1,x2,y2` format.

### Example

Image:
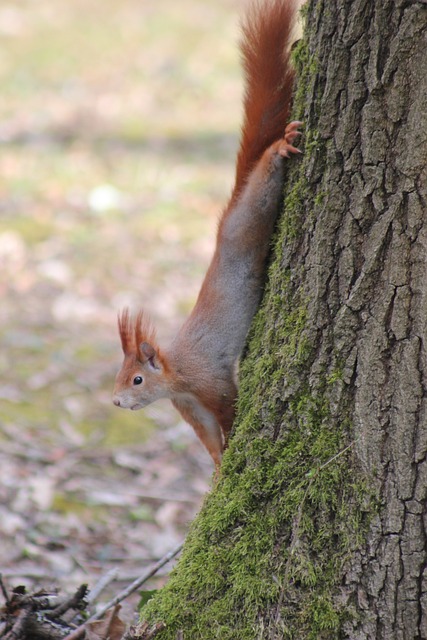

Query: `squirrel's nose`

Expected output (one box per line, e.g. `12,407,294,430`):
113,398,121,407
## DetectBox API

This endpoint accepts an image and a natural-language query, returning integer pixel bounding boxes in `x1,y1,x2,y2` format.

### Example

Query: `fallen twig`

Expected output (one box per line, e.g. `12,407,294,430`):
0,575,9,604
48,585,88,619
0,585,89,640
2,607,32,640
62,541,184,640
86,569,118,604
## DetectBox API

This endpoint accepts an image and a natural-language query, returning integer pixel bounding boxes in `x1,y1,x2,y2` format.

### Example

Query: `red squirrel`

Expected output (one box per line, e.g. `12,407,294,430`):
113,0,301,472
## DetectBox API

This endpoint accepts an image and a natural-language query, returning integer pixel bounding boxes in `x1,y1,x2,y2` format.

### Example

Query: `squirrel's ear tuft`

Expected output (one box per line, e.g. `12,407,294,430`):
118,308,133,355
135,310,156,350
118,308,158,359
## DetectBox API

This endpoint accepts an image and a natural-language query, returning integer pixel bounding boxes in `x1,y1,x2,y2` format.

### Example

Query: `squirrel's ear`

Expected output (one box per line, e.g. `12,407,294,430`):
139,342,161,369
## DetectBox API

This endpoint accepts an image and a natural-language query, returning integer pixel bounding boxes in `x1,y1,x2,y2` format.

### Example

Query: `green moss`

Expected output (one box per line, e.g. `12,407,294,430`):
291,36,318,121
308,595,341,636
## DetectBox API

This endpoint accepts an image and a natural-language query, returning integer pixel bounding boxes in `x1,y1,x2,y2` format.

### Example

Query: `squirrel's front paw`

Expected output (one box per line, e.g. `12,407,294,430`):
278,120,303,158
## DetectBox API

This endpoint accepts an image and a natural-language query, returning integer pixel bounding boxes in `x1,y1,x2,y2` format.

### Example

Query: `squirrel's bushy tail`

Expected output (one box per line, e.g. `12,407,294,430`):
231,0,297,204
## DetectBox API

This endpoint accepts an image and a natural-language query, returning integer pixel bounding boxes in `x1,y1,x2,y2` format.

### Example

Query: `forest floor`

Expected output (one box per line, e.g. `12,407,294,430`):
0,0,242,621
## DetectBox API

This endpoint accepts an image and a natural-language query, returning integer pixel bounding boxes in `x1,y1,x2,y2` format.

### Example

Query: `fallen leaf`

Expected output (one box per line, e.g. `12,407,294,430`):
86,606,126,640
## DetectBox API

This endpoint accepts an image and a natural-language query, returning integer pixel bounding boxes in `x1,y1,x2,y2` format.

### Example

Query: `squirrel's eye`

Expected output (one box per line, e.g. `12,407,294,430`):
133,376,143,385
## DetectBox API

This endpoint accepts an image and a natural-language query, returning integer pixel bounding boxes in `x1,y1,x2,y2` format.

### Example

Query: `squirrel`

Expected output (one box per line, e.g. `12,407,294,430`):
113,0,301,472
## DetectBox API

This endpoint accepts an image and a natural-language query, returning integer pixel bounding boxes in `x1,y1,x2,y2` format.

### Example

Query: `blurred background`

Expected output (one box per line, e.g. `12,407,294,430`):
0,0,244,600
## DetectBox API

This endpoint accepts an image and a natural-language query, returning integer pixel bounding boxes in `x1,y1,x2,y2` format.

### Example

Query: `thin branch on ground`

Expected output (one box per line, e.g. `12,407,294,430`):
0,576,10,604
86,569,119,604
62,541,184,640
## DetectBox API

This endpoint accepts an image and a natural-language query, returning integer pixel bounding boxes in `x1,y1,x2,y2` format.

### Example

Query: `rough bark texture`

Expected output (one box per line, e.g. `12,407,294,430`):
303,1,427,637
141,1,427,638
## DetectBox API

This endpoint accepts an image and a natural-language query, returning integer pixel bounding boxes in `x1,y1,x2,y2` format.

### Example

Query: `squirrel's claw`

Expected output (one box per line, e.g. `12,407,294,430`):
279,121,303,157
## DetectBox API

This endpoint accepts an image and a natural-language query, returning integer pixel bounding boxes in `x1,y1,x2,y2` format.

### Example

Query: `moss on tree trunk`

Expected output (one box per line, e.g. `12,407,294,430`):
142,1,427,638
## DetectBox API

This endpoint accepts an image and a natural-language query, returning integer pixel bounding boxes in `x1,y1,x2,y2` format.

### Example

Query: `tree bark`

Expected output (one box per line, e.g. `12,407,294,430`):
141,1,427,638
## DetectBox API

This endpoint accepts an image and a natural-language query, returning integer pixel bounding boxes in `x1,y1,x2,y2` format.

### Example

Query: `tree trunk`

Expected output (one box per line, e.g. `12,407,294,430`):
141,1,427,638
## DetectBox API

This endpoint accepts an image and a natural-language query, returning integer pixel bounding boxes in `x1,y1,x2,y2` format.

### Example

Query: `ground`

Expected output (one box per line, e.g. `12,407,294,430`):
0,0,243,610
